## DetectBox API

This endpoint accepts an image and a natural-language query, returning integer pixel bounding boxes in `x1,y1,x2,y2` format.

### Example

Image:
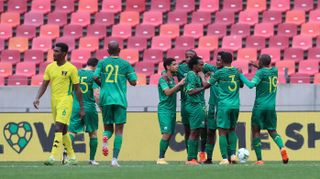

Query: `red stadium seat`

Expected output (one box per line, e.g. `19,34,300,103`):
126,0,146,12
142,11,163,26
222,36,242,51
0,1,3,13
72,62,84,69
276,60,296,75
24,12,44,27
135,62,155,76
135,24,155,39
261,48,281,62
95,49,109,59
309,10,320,24
215,11,235,26
0,77,4,86
46,50,54,62
277,23,298,37
290,73,311,84
70,12,91,27
135,73,147,85
269,36,290,50
47,12,68,27
87,24,107,39
63,25,83,39
223,0,243,12
143,49,163,64
283,48,304,62
111,24,132,39
246,0,266,12
262,11,283,25
8,37,29,52
1,12,20,27
150,0,170,13
119,49,139,64
31,75,43,86
207,24,227,38
0,24,12,40
300,23,320,37
0,50,20,64
194,48,211,62
31,0,51,14
104,37,124,49
39,62,50,74
157,62,165,74
0,39,4,51
237,48,257,61
101,0,122,13
55,37,76,51
198,0,219,12
167,49,185,62
298,60,319,75
238,10,259,25
7,75,29,86
230,24,251,37
232,60,249,74
308,48,320,60
7,0,28,14
292,35,313,50
167,11,188,26
175,0,195,13
175,36,195,50
254,23,274,38
79,37,99,52
32,37,52,52
71,50,91,65
127,37,148,51
78,0,98,14
313,73,320,84
94,12,115,27
119,11,140,27
54,0,74,14
39,25,60,39
293,0,314,11
15,62,36,77
24,50,44,64
198,36,218,51
191,11,211,26
269,0,290,12
160,24,180,39
245,36,266,49
149,73,161,85
285,10,305,25
152,36,172,51
0,62,13,77
183,24,203,39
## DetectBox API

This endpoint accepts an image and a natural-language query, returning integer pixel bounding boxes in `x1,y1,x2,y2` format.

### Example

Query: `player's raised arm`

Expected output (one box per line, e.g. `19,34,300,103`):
160,59,185,96
33,80,50,109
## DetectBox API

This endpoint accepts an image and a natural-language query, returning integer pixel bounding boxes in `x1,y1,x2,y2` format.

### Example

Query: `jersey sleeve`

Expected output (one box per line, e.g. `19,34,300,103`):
94,61,102,77
208,72,218,85
43,65,50,81
70,67,79,84
186,72,196,91
159,77,169,91
126,63,137,81
203,63,217,73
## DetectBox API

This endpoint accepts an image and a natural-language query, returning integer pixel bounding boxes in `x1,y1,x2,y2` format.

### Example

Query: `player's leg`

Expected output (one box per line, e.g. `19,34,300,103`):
45,121,64,165
251,108,264,164
102,105,114,156
157,112,175,164
84,110,99,165
181,102,190,153
204,104,216,164
217,108,230,165
88,131,99,165
199,126,207,163
186,128,200,165
228,109,239,163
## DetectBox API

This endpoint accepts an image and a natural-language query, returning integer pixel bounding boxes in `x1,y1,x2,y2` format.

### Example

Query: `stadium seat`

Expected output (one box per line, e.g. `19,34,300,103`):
246,0,266,12
269,0,290,12
0,39,4,51
238,10,259,25
135,73,147,85
32,37,52,52
308,48,320,60
300,23,320,37
127,37,148,51
55,37,76,51
0,62,13,77
215,11,235,26
198,36,218,51
150,0,170,13
135,24,155,39
269,36,289,50
293,0,314,11
0,1,3,13
309,10,320,24
254,23,274,38
149,73,161,85
7,75,29,86
39,25,60,39
31,75,43,86
135,62,155,76
46,49,54,62
207,24,227,38
31,0,51,14
183,24,203,39
198,0,219,12
277,23,298,37
142,11,163,26
285,10,305,25
0,24,12,40
87,24,107,39
230,24,251,37
104,37,124,49
290,73,311,84
101,0,122,13
24,50,44,64
262,11,283,25
79,37,99,52
47,12,68,27
63,25,83,39
160,24,180,39
245,36,266,49
298,60,319,75
167,48,185,62
283,48,304,62
39,62,50,74
276,60,296,75
119,49,139,64
70,12,91,27
223,0,243,12
167,11,188,26
232,60,249,74
72,62,84,69
95,49,109,59
261,48,281,62
23,12,43,27
0,50,20,64
54,0,74,14
157,62,165,74
15,62,36,77
78,0,98,14
151,36,172,51
292,35,313,50
119,11,140,27
126,0,146,12
0,77,4,86
175,36,195,50
237,48,257,61
8,37,29,52
191,11,212,26
313,73,320,84
7,0,28,14
71,50,91,65
222,36,242,51
1,12,20,27
194,48,211,62
94,12,115,27
175,0,195,13
143,49,163,64
111,24,132,39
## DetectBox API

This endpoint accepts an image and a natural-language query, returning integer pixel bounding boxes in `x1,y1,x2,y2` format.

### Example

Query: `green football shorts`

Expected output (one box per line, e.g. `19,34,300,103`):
251,108,277,130
185,102,205,129
69,108,98,133
217,108,239,129
207,104,217,130
102,105,127,125
158,110,176,134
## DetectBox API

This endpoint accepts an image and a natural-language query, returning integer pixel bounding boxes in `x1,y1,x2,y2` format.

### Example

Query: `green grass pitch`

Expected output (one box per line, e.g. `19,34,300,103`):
0,161,318,179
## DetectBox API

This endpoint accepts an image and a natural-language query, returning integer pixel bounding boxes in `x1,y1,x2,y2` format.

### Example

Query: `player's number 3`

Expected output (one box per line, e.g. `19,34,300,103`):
105,64,119,83
80,77,88,93
228,75,237,92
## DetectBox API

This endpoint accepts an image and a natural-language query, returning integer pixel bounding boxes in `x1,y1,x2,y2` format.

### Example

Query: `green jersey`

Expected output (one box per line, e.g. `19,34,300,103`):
94,57,137,108
158,76,177,111
73,69,98,110
208,67,242,109
185,71,203,103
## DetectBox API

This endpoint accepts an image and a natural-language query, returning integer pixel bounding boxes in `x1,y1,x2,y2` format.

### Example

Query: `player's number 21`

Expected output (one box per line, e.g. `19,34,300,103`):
105,64,119,83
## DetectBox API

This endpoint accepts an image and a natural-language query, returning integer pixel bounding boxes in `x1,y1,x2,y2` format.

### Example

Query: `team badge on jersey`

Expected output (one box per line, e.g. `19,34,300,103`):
62,71,68,76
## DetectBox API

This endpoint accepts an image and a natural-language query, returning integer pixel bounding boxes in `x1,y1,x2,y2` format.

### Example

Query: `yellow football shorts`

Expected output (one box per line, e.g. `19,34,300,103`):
51,96,73,125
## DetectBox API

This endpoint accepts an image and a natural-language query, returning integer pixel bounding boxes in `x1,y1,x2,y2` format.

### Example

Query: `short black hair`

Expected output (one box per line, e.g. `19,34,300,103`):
186,49,197,55
259,54,271,66
55,43,69,53
217,51,225,59
220,52,233,64
163,58,176,71
87,58,99,67
188,56,201,69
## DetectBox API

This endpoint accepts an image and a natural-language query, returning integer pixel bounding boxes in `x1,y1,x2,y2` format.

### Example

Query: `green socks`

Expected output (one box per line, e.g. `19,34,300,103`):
205,144,214,160
159,139,169,158
200,131,207,152
219,135,228,159
253,137,262,161
271,133,284,149
187,139,198,161
103,130,113,139
113,135,123,159
228,131,238,155
89,137,98,161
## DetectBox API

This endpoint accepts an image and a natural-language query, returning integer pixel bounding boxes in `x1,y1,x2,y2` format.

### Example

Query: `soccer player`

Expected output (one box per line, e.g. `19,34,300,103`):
93,41,137,167
157,58,185,165
33,43,84,165
68,58,100,165
205,52,242,165
238,54,289,165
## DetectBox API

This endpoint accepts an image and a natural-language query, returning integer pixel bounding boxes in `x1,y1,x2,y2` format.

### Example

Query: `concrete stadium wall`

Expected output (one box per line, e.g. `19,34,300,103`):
0,84,319,112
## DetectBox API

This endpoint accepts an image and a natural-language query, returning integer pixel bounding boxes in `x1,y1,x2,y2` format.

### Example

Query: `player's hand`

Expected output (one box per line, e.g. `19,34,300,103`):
178,78,185,86
205,72,212,78
237,67,243,74
79,108,85,119
250,60,259,68
198,71,205,78
33,99,40,109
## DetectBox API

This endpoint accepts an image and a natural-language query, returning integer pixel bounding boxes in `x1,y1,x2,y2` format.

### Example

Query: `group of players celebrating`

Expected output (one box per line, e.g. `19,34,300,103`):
157,50,289,165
